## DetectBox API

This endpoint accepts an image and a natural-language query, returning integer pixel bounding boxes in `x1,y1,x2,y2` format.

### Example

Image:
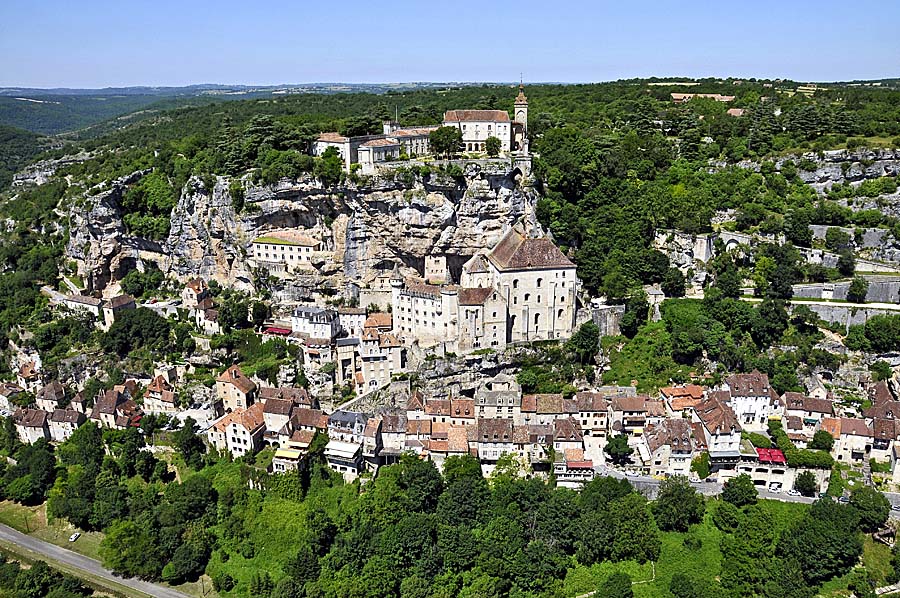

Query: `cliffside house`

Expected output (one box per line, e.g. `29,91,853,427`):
692,391,742,471
291,306,341,340
89,389,142,430
101,294,136,331
249,230,321,274
35,381,66,412
61,294,103,319
207,403,266,457
144,375,178,414
14,408,49,444
643,418,694,477
216,365,258,412
181,278,209,309
49,408,85,442
723,371,781,432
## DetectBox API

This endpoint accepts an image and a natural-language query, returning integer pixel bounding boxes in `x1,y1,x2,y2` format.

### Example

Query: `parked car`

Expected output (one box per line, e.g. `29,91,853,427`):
838,495,850,503
68,532,80,542
891,504,900,512
787,489,801,496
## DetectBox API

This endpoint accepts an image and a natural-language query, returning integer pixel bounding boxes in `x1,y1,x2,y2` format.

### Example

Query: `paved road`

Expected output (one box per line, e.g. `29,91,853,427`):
0,523,190,598
594,464,821,505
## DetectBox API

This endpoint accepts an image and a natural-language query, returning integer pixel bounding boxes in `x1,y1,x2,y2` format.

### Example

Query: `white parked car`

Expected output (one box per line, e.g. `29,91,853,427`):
68,532,80,542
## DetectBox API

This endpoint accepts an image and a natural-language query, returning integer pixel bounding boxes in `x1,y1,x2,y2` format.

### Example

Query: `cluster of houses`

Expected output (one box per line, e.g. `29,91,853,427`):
10,338,900,494
311,84,529,173
56,277,222,337
196,365,900,491
7,378,143,444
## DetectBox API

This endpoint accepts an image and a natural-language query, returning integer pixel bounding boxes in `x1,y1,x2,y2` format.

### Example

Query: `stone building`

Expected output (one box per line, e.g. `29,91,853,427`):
216,365,258,412
311,125,438,172
291,306,341,340
462,223,579,343
249,230,321,274
359,330,404,391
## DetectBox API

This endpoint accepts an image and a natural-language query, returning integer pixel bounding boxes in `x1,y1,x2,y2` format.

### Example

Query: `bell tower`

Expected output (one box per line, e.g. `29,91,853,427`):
514,79,528,137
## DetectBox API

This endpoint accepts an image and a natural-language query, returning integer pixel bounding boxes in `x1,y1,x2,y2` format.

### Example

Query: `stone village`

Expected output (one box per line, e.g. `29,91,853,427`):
8,88,900,503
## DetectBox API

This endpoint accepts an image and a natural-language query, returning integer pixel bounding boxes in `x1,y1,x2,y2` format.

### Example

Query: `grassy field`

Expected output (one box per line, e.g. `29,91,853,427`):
0,501,104,561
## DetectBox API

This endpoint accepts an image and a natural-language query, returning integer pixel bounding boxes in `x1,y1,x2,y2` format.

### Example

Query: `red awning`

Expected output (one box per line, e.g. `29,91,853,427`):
755,448,786,464
264,327,292,336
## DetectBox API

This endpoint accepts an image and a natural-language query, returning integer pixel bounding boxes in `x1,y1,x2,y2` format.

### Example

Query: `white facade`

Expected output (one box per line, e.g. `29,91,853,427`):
249,231,321,273
291,306,340,340
443,110,513,152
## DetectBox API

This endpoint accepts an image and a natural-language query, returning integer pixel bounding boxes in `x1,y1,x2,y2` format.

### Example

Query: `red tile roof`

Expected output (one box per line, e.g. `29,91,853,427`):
458,287,494,305
217,365,257,396
317,132,348,143
443,109,510,123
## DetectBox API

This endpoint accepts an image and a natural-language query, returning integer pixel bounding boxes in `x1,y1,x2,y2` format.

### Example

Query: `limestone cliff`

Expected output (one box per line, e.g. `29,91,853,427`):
68,163,537,293
65,169,170,292
718,147,900,194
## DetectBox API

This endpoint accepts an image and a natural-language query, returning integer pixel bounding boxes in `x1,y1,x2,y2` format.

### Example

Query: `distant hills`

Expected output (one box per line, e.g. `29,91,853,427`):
0,82,500,135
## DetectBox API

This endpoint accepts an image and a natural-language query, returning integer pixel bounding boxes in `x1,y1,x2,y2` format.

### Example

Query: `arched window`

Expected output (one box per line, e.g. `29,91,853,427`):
512,279,519,289
536,278,542,288
557,308,564,319
524,293,530,302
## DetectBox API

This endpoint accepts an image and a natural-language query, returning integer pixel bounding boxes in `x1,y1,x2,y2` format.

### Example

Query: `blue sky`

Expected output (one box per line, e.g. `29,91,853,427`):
1,0,898,88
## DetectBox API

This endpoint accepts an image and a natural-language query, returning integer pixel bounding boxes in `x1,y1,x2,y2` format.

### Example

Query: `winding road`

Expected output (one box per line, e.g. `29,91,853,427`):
0,523,190,598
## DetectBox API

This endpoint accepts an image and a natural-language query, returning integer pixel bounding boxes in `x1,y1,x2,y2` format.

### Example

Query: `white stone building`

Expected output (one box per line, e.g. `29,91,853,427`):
291,306,341,340
723,371,780,433
207,403,266,457
693,391,742,472
249,231,321,274
14,408,49,444
359,330,404,391
443,110,513,153
462,223,579,343
49,408,85,442
643,418,693,477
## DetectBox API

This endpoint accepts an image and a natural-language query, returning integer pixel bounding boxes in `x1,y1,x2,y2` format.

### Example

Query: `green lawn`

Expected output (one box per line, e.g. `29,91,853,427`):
0,501,105,561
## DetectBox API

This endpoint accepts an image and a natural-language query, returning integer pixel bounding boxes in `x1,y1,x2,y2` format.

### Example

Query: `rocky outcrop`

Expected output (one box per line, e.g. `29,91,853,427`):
717,148,900,194
167,165,533,290
69,163,536,294
12,152,93,187
65,170,153,292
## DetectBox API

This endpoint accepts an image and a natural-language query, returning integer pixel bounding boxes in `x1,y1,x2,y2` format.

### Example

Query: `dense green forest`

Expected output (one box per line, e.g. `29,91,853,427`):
0,125,46,188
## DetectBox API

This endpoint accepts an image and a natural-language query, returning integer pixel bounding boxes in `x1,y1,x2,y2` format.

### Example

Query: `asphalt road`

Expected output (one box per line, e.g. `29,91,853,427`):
0,523,190,598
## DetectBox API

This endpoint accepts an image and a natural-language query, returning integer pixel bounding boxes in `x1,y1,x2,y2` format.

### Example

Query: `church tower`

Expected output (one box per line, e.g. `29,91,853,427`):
514,81,528,137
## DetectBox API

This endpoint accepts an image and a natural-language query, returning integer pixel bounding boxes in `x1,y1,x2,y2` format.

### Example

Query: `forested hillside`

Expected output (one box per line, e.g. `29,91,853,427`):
0,125,45,188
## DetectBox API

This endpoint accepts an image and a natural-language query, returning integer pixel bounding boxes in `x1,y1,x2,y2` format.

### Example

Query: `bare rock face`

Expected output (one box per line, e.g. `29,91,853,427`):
67,164,535,293
167,176,254,291
722,148,900,194
166,165,534,291
66,170,149,292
